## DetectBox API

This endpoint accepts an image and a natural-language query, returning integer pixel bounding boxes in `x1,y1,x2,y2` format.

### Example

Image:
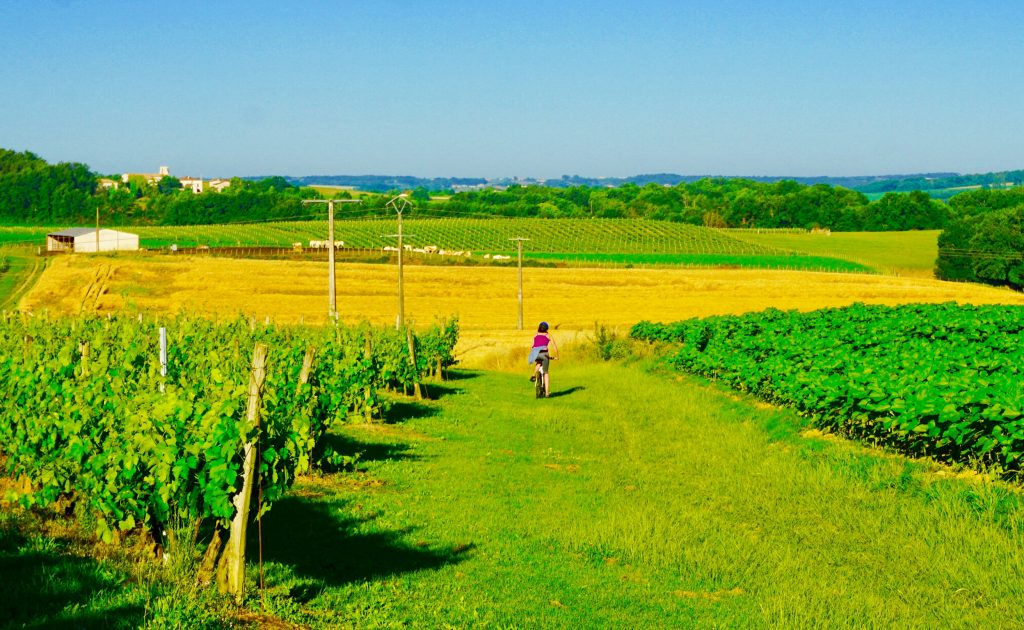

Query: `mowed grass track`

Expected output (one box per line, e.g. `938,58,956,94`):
255,361,1024,627
0,246,47,310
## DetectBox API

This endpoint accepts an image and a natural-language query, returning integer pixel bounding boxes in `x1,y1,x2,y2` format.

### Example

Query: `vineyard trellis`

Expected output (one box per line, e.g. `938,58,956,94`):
2,218,791,256
0,311,459,598
2,217,875,273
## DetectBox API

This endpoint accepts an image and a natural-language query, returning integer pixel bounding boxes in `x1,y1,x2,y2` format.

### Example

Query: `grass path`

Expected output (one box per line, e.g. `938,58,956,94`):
0,247,46,310
258,362,1024,628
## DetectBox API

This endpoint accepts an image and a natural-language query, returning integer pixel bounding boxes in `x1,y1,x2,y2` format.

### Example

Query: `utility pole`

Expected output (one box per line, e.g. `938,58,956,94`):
302,198,362,320
96,206,100,252
383,194,415,329
510,237,530,330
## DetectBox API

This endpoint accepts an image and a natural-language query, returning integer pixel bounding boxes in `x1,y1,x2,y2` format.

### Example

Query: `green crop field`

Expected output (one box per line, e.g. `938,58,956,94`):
633,302,1024,477
129,218,789,255
525,251,873,272
723,228,939,276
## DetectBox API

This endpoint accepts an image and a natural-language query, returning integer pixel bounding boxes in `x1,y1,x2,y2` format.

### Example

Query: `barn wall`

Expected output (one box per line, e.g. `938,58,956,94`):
73,231,140,253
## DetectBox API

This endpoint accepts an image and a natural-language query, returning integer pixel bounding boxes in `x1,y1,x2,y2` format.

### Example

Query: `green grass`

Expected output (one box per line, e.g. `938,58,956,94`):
0,227,49,246
0,509,229,628
4,357,1024,626
724,229,939,276
249,360,1023,627
524,251,874,272
0,246,47,309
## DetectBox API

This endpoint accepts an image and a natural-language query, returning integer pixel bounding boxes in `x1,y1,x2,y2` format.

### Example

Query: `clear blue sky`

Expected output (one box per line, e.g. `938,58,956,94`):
2,0,1022,179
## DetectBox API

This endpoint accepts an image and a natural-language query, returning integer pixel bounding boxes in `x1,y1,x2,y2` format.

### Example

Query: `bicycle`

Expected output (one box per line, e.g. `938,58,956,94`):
533,355,556,398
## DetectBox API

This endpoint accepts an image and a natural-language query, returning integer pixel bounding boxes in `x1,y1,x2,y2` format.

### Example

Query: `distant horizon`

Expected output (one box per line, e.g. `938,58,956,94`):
246,168,1009,181
13,147,1021,182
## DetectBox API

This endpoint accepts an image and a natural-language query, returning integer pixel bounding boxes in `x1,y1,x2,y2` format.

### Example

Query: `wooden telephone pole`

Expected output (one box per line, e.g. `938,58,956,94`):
510,237,530,330
302,199,362,319
383,195,415,329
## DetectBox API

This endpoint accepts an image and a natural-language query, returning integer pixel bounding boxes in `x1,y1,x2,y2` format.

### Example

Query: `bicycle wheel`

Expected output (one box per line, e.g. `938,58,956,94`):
535,366,545,398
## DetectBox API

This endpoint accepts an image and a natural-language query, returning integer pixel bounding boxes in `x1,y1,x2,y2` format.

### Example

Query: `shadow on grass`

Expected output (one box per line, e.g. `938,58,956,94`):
383,400,440,423
439,369,481,382
255,496,470,588
421,382,464,401
548,386,586,399
0,530,143,629
319,433,418,466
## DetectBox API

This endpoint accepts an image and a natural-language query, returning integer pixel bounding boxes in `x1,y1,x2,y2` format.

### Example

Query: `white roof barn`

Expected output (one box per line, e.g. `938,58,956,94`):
46,228,140,253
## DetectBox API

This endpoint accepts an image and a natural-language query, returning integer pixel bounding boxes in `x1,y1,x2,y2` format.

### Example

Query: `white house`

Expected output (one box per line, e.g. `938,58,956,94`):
46,228,140,253
120,166,231,194
179,176,205,193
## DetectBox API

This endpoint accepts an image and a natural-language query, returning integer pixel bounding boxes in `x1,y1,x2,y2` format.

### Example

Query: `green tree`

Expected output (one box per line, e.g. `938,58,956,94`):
157,175,182,194
969,206,1024,289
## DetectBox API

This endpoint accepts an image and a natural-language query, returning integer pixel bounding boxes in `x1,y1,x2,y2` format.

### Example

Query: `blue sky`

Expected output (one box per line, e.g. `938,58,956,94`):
1,0,1021,178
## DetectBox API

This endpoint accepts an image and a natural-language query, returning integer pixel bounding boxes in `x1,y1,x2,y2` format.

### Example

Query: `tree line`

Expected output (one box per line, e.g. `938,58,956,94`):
4,147,1022,240
857,170,1024,195
0,149,96,225
0,149,324,226
935,188,1024,289
407,180,947,231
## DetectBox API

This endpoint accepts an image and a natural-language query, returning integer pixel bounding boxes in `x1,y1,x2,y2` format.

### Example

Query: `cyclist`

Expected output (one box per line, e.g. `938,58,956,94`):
528,321,559,397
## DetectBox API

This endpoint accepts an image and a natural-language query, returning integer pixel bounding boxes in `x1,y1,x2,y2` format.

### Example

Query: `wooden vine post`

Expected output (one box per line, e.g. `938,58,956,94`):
78,341,90,378
363,333,375,420
217,342,268,603
406,327,425,400
298,346,316,465
298,346,316,390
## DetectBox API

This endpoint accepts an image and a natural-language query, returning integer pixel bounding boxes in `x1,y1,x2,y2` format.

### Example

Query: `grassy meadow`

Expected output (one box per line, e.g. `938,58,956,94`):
726,229,940,277
291,362,1022,628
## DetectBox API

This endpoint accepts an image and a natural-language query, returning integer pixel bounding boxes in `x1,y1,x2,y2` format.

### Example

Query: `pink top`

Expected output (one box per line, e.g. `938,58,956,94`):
532,333,550,348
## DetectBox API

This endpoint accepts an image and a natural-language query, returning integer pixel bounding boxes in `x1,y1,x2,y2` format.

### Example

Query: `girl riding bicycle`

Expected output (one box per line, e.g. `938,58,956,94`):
528,321,559,397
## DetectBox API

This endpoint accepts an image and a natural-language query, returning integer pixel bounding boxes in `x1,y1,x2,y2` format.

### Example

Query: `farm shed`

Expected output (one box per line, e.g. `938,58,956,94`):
46,228,140,253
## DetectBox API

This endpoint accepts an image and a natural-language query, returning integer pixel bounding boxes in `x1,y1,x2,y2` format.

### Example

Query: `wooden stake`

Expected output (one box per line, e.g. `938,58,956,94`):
297,346,316,473
363,333,374,420
79,341,90,378
406,327,425,400
297,346,316,392
217,342,268,603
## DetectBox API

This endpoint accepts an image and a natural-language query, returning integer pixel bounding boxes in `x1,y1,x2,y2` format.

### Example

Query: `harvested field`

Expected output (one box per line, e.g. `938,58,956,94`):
20,254,1024,365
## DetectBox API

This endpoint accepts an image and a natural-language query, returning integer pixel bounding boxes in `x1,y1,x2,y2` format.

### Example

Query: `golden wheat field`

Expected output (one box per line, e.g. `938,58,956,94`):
19,254,1024,365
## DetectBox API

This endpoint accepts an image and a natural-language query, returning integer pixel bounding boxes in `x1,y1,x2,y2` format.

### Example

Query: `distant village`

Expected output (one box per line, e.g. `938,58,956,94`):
98,166,232,194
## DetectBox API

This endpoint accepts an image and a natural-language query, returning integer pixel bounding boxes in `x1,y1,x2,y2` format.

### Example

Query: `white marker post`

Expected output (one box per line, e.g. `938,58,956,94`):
159,327,168,392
